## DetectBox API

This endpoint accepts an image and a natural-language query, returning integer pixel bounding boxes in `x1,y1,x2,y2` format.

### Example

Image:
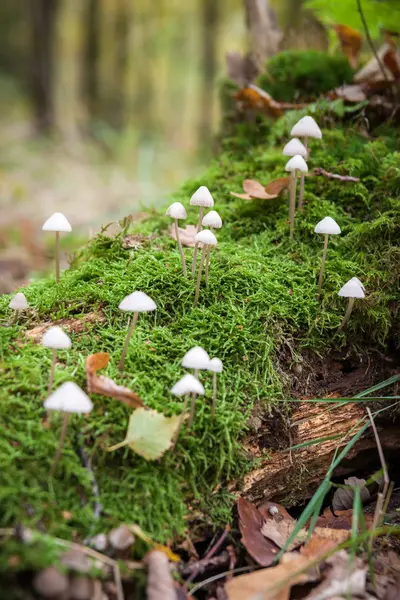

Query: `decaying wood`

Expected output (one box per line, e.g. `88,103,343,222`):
241,401,400,505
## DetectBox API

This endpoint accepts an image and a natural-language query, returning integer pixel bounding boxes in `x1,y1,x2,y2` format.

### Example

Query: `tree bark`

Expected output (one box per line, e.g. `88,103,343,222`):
30,0,59,134
199,0,219,150
83,0,100,119
113,0,130,129
240,401,400,505
243,0,282,67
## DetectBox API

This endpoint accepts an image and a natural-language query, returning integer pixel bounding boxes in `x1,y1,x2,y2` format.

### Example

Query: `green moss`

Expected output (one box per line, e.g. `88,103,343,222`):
0,106,399,563
258,50,355,102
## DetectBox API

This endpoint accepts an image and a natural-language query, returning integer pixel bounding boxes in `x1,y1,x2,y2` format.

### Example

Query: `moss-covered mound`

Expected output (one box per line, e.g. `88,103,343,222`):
1,107,399,553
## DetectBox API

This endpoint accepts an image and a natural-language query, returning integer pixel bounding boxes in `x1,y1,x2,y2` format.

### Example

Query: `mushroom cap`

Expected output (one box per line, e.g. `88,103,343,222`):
338,279,365,299
166,202,187,220
190,186,214,207
42,212,72,232
171,373,205,396
349,277,365,291
202,210,222,229
285,155,308,173
44,382,93,413
195,229,217,246
208,357,223,373
42,326,72,350
282,138,308,157
119,291,157,312
182,346,210,370
314,217,341,235
8,292,29,310
290,116,322,139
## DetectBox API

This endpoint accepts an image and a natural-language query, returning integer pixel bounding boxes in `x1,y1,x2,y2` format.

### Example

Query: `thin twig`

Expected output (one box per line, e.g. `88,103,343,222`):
185,526,230,586
313,167,360,182
356,0,390,85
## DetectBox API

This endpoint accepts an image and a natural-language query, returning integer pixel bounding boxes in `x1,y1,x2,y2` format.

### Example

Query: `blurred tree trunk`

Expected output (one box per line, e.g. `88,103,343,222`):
113,0,130,129
83,0,100,119
199,0,219,151
30,0,59,134
243,0,282,67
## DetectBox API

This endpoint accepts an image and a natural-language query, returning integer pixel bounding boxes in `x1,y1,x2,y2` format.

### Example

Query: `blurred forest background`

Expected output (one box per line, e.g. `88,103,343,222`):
0,0,396,290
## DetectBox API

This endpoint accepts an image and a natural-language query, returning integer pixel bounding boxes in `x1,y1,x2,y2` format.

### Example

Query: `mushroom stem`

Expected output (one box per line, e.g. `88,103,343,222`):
298,136,308,209
317,234,329,294
194,245,207,306
174,219,187,276
172,392,190,449
189,369,199,427
119,311,139,371
55,231,60,283
191,206,205,277
205,227,214,287
212,372,217,419
339,297,355,330
48,349,57,395
51,412,70,476
289,170,297,240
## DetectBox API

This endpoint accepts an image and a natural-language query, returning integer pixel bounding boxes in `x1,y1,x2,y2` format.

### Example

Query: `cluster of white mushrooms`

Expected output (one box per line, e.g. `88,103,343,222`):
165,186,223,305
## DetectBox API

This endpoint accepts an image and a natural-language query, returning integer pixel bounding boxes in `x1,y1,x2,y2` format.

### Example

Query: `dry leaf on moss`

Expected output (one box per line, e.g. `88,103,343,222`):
333,24,362,69
86,353,143,409
264,177,291,196
169,224,197,247
238,498,279,567
243,179,277,199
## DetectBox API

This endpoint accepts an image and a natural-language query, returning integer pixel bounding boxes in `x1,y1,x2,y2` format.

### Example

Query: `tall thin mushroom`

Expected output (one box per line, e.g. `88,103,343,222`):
290,116,322,208
190,186,214,277
166,202,188,276
42,326,72,394
208,357,223,419
181,346,210,426
193,230,217,306
201,210,222,286
42,213,72,283
171,374,205,445
43,382,93,475
118,291,157,371
282,138,308,160
314,217,341,294
285,155,308,240
338,278,365,330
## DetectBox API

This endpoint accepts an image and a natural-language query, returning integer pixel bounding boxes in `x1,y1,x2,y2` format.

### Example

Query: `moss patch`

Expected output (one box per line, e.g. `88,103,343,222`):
1,110,399,552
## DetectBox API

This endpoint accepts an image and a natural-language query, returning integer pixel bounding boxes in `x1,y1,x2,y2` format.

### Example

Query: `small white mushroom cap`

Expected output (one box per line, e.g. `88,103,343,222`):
338,279,365,299
182,346,210,370
42,212,72,232
108,525,135,551
208,357,223,373
190,186,214,207
202,210,222,229
290,116,322,139
119,291,157,312
171,374,205,396
349,277,365,291
195,230,217,246
285,155,308,173
44,382,93,413
282,138,308,157
166,202,187,220
314,217,341,235
8,292,29,310
42,326,72,350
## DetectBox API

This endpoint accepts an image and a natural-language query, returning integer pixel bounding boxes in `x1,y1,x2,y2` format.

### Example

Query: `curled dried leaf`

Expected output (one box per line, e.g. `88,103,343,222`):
238,498,279,567
261,517,308,551
264,177,291,196
169,224,197,247
86,353,143,409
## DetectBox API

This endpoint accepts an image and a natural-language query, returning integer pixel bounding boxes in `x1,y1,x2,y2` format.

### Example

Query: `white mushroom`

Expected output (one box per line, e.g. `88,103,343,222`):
314,217,341,293
42,326,72,394
202,210,222,286
285,155,308,240
44,382,93,475
166,202,188,276
338,278,365,330
171,374,205,443
282,138,308,158
118,291,157,371
290,116,322,209
190,186,214,277
208,357,223,419
193,230,217,306
8,292,29,311
181,346,210,425
42,213,72,283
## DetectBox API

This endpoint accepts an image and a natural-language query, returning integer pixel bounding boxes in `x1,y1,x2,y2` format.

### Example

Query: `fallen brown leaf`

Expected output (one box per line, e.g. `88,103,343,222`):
86,353,143,409
312,526,349,545
304,550,366,599
243,179,276,199
25,312,104,343
330,83,367,103
332,476,370,511
261,517,308,551
264,177,291,196
230,192,253,200
300,535,337,559
383,47,400,80
238,498,279,567
169,224,197,248
225,553,313,600
333,24,362,69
